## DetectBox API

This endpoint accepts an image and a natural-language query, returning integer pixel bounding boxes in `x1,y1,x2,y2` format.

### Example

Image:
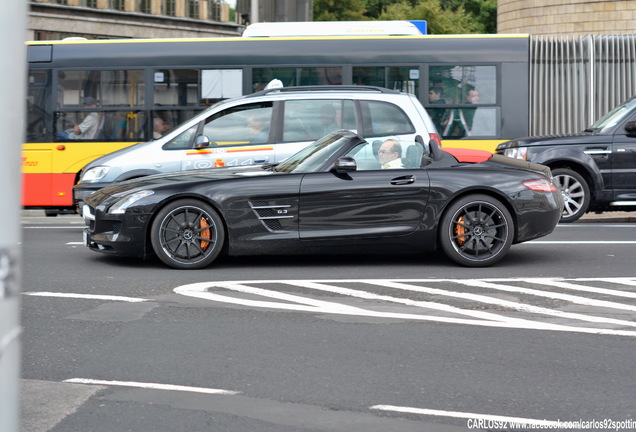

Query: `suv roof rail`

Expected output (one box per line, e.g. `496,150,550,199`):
248,85,400,97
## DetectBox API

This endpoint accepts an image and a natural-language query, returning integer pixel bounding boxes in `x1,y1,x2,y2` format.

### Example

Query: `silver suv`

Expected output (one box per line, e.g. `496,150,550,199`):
73,86,440,205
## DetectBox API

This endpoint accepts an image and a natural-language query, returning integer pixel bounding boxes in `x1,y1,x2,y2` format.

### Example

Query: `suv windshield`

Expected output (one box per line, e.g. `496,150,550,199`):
589,97,636,132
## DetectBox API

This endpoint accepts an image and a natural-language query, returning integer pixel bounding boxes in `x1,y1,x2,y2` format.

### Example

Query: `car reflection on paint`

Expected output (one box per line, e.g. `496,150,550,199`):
82,130,564,269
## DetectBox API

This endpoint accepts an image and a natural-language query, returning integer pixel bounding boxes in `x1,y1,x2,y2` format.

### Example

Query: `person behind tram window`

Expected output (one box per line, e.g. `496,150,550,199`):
378,138,404,169
153,117,171,139
462,88,480,132
57,96,102,140
428,87,448,133
443,88,480,138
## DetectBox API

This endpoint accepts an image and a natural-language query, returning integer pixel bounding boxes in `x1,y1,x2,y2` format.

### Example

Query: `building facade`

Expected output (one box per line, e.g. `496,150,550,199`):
498,0,636,36
29,0,241,40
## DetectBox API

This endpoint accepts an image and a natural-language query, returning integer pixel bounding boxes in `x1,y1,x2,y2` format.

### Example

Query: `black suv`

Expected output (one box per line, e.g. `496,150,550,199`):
496,96,636,222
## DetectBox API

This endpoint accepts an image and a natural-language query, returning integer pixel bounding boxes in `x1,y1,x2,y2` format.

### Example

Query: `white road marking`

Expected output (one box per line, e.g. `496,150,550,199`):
63,378,239,395
24,292,147,303
528,240,636,244
174,278,636,337
370,405,560,427
453,279,636,312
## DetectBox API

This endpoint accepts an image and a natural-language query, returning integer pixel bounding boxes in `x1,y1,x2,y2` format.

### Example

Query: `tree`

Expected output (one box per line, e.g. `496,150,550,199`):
378,0,482,34
313,0,368,21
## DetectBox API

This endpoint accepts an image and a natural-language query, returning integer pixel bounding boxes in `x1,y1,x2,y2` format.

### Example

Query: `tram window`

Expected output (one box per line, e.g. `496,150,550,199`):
252,67,297,92
200,69,242,102
55,110,148,142
352,66,419,95
428,65,496,105
299,67,343,86
26,69,52,142
353,67,385,87
360,100,415,136
433,107,499,138
153,69,199,106
282,99,354,142
57,70,145,107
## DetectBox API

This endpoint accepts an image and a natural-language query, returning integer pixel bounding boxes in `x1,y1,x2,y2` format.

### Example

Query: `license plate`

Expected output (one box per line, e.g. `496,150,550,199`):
83,230,89,247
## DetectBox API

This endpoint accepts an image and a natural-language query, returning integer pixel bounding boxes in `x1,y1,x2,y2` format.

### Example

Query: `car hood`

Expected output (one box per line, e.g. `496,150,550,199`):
85,165,275,204
497,131,597,150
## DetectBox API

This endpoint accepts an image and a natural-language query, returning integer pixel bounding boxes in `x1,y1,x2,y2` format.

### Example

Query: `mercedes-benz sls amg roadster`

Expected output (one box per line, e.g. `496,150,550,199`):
82,130,564,268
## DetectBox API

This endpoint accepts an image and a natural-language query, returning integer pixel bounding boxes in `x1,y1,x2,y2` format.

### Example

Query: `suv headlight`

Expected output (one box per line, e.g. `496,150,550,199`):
503,147,528,160
108,190,154,214
81,166,110,182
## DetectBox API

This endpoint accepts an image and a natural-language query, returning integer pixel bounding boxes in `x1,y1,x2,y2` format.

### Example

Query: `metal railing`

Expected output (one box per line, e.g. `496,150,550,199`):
530,34,636,135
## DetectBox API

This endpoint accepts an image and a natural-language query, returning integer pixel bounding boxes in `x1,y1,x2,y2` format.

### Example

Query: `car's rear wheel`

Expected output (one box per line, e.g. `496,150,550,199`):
439,194,514,267
150,199,224,269
551,168,590,223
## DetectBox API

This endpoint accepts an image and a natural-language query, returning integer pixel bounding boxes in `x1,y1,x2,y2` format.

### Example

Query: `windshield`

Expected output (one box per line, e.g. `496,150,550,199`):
589,97,636,132
274,132,351,173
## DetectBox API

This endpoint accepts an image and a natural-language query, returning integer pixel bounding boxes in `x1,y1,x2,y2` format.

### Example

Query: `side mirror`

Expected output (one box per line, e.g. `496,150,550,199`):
194,134,211,149
625,121,636,136
333,156,357,173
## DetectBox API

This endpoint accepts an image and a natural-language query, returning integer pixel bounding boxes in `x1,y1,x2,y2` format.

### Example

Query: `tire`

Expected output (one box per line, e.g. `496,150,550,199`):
439,194,514,267
551,168,590,223
150,199,225,269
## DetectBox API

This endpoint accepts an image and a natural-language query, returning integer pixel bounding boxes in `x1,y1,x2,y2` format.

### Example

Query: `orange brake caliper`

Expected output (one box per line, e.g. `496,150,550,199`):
199,217,210,251
454,216,466,246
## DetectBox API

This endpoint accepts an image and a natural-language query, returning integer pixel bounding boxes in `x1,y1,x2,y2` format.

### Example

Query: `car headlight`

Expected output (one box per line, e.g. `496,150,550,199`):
503,147,528,160
108,190,154,214
81,166,110,182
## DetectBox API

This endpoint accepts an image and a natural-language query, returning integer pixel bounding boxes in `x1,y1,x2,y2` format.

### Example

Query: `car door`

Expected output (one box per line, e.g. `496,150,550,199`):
298,140,430,240
611,115,636,197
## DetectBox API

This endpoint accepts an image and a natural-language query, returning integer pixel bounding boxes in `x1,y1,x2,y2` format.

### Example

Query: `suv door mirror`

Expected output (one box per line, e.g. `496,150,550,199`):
624,121,636,136
333,156,357,173
194,134,211,149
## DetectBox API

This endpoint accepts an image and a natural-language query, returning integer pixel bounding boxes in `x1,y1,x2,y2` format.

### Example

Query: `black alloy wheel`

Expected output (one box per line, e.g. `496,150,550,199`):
150,199,225,269
439,194,514,267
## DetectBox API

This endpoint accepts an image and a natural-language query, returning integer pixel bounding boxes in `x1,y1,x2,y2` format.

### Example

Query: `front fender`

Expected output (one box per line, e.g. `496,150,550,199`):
530,147,604,190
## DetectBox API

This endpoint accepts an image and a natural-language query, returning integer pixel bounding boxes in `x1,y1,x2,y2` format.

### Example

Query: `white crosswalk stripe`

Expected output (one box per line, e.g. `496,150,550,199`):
174,277,636,337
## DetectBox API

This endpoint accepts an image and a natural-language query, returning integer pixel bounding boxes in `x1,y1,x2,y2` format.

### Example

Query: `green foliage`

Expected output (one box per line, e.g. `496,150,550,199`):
312,0,498,34
378,0,483,34
313,0,368,21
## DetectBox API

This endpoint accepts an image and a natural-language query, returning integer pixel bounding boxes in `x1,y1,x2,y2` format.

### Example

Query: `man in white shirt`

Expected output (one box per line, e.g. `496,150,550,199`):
58,96,102,140
378,138,404,169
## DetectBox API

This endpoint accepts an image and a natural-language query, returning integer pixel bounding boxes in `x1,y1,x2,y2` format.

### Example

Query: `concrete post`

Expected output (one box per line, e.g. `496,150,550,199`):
0,1,27,431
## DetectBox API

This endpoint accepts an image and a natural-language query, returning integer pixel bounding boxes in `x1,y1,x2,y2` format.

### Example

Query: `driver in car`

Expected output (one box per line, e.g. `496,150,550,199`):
378,138,404,169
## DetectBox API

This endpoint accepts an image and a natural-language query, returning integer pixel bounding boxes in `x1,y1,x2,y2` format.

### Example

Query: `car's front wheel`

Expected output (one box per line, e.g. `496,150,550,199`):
150,199,225,269
439,194,514,267
551,168,590,223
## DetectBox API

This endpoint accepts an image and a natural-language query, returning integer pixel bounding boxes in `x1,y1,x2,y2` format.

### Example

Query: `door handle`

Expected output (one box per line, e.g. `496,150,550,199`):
390,175,416,185
583,148,611,156
254,157,269,163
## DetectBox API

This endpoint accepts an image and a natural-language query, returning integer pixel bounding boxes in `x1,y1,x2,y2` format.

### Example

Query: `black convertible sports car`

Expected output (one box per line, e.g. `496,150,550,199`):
82,130,564,268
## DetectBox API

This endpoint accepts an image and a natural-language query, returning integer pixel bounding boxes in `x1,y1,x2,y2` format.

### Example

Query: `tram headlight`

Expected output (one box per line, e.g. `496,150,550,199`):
81,166,110,182
108,190,154,214
503,146,528,160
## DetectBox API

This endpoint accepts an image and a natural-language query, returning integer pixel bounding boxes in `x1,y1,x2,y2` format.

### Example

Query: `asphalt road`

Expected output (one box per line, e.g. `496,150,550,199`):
18,211,636,432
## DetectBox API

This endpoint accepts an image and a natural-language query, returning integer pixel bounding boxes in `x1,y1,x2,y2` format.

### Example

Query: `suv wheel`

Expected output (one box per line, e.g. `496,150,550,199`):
552,168,590,223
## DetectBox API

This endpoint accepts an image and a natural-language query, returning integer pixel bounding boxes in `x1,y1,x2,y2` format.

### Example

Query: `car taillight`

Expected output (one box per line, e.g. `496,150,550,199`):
523,179,557,192
429,133,442,148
